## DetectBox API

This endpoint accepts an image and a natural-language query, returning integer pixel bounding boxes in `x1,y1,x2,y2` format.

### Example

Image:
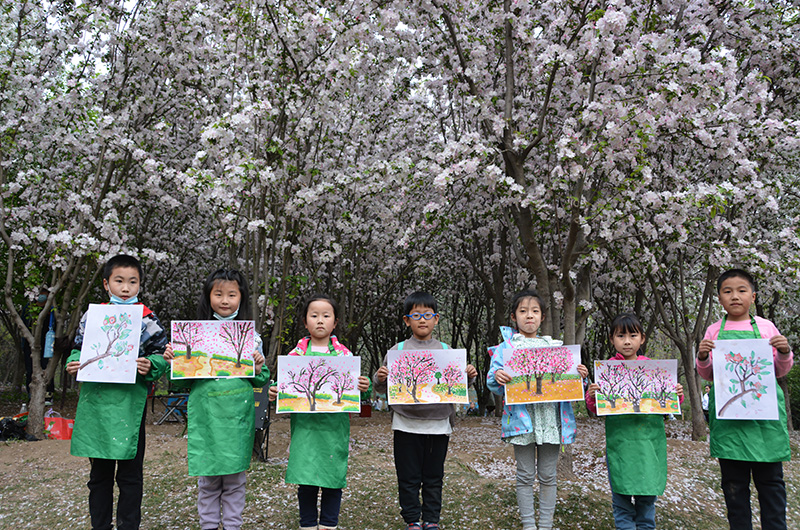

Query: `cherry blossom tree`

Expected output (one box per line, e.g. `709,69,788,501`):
219,322,254,368
390,353,438,403
441,363,462,395
506,348,559,395
718,350,772,418
280,358,338,412
330,372,355,405
596,363,628,409
79,314,135,370
173,322,203,360
648,367,676,409
621,365,650,413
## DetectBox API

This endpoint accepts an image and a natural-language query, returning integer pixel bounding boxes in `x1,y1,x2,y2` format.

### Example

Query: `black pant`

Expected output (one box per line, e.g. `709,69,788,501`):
88,414,146,530
297,485,342,527
719,458,786,530
393,430,449,524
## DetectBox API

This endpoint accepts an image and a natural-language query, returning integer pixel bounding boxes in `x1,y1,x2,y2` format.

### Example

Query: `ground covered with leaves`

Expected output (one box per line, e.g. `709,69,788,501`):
0,404,798,530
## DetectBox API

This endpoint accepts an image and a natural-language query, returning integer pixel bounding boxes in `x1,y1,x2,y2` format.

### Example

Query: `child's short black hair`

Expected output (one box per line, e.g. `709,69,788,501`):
716,268,757,293
609,312,645,337
510,289,546,319
403,291,437,315
103,254,143,283
197,268,251,320
301,293,340,324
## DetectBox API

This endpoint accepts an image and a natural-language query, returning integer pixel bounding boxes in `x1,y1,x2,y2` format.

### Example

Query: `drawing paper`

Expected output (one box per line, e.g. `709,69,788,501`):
386,349,469,405
277,355,361,413
171,320,256,379
504,344,584,404
77,304,143,384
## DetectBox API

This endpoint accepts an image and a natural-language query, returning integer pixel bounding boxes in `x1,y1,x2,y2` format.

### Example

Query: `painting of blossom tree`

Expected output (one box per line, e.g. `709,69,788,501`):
171,320,256,379
77,304,144,384
594,359,679,416
386,349,468,405
712,339,778,420
503,345,583,404
276,356,361,413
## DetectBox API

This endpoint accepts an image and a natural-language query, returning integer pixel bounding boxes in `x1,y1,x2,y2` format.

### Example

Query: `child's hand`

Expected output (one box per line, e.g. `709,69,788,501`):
770,335,791,355
697,339,715,360
675,383,684,399
163,343,174,361
465,364,477,379
136,357,151,375
576,364,589,379
254,352,265,374
357,376,370,392
494,369,512,385
586,383,600,398
268,385,278,402
375,366,388,383
66,361,80,376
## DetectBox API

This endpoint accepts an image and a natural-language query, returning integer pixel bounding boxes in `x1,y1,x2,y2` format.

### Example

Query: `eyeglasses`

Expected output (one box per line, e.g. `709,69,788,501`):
405,312,438,320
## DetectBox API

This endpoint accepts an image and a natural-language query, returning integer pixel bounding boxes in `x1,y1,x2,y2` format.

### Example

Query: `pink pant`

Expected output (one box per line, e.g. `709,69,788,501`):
197,472,246,530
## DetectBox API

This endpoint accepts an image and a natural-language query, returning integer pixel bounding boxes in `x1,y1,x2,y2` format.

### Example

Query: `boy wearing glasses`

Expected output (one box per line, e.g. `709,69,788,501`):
374,291,477,530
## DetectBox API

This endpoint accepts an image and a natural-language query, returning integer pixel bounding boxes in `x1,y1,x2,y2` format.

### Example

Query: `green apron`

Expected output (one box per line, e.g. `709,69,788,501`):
285,340,351,489
180,370,270,476
709,316,790,462
605,413,667,495
68,351,168,460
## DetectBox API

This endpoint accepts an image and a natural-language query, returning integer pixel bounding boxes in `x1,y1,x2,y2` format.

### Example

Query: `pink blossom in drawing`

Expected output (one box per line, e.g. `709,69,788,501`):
173,321,202,360
507,348,562,395
330,372,355,405
219,321,254,367
441,362,462,395
389,352,438,403
280,358,338,411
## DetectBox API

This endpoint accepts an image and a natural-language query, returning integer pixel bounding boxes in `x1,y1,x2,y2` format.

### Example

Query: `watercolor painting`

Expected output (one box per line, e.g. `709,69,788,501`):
712,338,778,420
276,356,361,413
503,344,584,404
77,304,144,384
594,359,680,416
171,320,256,379
386,349,468,405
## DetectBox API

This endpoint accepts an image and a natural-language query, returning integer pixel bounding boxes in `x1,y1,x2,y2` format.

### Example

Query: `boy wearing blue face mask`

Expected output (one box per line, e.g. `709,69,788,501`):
66,254,168,530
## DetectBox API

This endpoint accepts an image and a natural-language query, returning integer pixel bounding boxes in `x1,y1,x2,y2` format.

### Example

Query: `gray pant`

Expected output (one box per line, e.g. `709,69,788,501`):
514,443,559,530
197,472,246,530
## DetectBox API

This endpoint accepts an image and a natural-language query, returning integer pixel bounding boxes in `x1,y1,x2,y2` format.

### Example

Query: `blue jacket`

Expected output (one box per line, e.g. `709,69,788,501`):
487,326,577,444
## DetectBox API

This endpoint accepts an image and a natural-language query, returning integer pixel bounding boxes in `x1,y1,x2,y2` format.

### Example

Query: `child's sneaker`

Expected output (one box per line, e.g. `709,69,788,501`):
422,524,440,530
405,524,422,530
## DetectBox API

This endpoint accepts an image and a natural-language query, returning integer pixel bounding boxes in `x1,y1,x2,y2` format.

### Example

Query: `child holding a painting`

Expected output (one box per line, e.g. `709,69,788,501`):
268,293,370,530
585,312,683,530
373,291,477,530
66,254,169,530
696,268,793,530
163,268,268,530
487,289,588,530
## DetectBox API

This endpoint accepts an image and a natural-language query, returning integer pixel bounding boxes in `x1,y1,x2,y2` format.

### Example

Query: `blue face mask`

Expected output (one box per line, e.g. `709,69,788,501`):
213,308,239,321
37,294,48,303
109,294,139,305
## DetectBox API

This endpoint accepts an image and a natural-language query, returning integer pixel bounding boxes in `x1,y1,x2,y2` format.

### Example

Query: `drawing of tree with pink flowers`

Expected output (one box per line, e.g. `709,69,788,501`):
330,372,355,405
621,365,649,412
219,321,253,367
596,363,628,409
648,367,675,408
173,321,202,360
506,348,556,395
280,358,338,411
80,312,135,370
441,363,462,395
719,349,772,417
548,347,574,383
389,352,438,403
